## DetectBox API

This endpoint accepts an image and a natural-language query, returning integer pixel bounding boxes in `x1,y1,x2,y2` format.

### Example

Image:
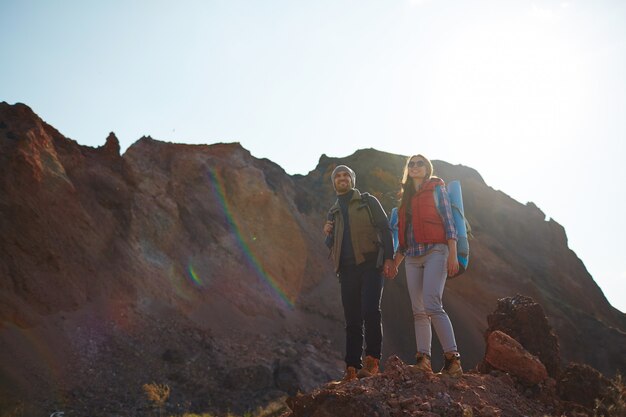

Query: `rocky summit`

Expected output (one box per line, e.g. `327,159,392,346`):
0,102,624,416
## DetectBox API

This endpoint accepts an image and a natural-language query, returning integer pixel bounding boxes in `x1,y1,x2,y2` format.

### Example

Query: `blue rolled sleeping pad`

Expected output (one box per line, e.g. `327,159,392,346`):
389,207,399,253
447,180,469,275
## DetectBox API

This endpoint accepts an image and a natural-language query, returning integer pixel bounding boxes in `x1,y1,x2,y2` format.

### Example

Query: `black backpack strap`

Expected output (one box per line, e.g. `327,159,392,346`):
360,192,378,228
325,203,339,250
360,192,390,268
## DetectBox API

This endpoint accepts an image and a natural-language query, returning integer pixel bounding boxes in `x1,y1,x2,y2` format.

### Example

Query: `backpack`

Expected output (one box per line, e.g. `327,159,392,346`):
389,181,471,277
435,180,471,277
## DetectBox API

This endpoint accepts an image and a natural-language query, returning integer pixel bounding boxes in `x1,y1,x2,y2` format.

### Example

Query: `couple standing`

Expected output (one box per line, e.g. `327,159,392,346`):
323,155,462,382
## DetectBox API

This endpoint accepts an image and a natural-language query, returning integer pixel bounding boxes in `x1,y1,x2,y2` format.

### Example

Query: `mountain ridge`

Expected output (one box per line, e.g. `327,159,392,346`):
0,101,624,416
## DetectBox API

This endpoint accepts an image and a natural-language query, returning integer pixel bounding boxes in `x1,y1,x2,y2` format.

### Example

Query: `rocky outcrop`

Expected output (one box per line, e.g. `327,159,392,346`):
284,297,623,417
286,356,556,417
284,354,624,417
558,363,626,415
484,330,549,386
483,295,560,378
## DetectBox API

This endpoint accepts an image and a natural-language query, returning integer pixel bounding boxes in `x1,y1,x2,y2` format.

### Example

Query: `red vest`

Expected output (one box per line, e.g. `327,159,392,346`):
398,177,447,249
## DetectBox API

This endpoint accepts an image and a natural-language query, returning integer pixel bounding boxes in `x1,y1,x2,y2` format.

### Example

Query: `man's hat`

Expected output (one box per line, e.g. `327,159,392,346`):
331,165,356,191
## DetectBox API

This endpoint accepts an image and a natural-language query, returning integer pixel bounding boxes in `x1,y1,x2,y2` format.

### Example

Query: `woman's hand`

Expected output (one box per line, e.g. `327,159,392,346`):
447,239,459,277
447,253,459,277
393,252,405,270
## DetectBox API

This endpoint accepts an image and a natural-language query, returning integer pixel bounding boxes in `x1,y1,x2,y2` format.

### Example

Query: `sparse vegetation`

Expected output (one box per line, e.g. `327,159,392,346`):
249,398,289,417
594,373,625,417
143,382,171,417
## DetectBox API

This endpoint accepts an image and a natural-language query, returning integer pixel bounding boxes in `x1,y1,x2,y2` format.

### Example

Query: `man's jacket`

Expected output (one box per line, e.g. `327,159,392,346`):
326,189,393,273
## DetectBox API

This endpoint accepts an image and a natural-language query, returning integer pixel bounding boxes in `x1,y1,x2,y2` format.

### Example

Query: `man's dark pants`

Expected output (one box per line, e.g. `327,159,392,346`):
339,259,384,369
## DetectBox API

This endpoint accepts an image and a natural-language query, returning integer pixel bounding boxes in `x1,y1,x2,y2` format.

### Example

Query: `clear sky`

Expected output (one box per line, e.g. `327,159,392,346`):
2,0,625,313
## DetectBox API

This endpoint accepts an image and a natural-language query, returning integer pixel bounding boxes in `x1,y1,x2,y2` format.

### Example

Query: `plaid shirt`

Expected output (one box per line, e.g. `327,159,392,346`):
392,185,457,257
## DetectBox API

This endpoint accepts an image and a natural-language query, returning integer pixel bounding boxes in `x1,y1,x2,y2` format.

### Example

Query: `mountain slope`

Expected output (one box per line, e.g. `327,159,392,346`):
0,102,624,415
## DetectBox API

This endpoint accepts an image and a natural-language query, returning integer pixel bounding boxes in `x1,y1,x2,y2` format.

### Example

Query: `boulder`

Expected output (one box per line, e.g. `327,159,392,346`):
557,362,614,410
484,330,548,385
485,295,560,377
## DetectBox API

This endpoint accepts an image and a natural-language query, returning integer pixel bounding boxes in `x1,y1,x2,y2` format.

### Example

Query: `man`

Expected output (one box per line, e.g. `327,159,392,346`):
323,165,395,381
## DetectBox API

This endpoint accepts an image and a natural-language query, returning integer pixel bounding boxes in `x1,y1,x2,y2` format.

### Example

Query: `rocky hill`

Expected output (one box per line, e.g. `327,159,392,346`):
0,102,624,416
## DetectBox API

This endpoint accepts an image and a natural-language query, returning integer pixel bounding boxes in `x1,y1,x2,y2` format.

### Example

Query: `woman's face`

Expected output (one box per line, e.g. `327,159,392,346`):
407,157,428,180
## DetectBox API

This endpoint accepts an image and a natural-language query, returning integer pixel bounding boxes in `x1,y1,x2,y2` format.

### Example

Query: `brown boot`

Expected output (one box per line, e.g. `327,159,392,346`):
343,366,358,381
357,356,380,378
439,352,462,378
409,352,432,373
328,366,357,386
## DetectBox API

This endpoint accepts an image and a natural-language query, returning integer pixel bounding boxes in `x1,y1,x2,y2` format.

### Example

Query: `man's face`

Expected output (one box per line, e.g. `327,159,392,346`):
334,171,352,194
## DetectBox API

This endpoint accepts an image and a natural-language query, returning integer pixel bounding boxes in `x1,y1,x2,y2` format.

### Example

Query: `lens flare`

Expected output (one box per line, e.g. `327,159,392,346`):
187,264,203,287
206,168,294,308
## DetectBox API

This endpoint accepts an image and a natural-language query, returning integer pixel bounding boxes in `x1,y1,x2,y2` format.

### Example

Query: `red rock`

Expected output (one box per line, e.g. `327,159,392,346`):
484,295,561,378
485,330,548,385
557,362,614,411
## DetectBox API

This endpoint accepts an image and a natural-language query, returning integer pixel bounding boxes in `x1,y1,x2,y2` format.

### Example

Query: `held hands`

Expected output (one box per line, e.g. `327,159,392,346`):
384,252,405,280
393,252,405,270
383,259,398,279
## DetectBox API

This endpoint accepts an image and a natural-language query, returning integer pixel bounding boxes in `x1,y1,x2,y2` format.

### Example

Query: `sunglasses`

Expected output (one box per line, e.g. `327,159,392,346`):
408,160,426,168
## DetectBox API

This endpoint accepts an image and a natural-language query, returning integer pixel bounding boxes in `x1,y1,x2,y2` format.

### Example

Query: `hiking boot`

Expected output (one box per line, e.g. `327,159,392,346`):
342,366,358,382
357,356,379,378
328,366,357,386
409,352,432,373
439,352,462,378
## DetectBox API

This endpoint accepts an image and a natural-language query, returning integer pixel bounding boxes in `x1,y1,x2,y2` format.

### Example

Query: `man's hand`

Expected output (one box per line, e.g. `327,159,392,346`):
383,259,397,279
323,220,334,236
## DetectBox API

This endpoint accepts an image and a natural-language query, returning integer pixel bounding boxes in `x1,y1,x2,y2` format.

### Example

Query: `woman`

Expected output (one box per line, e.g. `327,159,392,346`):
393,154,462,377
